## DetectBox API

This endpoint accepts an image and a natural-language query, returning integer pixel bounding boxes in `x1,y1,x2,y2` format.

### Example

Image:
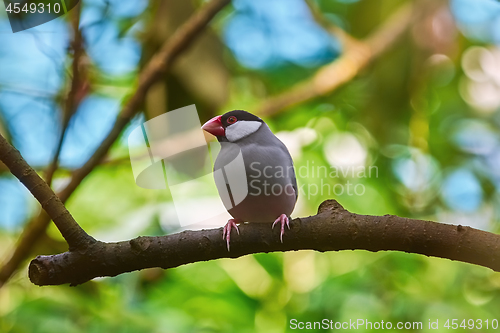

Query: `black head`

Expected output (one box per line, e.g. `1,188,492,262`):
202,110,265,143
220,110,263,128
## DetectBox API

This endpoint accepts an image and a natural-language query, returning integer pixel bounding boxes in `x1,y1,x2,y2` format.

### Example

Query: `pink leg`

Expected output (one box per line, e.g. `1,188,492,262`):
272,214,290,243
223,219,241,251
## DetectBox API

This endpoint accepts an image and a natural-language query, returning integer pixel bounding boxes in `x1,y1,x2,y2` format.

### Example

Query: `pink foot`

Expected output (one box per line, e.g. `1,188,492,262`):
223,219,240,251
272,214,290,243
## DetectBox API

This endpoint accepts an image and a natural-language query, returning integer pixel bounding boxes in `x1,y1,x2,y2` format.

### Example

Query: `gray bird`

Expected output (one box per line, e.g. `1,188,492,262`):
202,110,297,250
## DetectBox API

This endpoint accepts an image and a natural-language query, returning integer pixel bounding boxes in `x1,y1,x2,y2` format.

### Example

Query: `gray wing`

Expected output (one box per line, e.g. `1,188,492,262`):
275,139,298,200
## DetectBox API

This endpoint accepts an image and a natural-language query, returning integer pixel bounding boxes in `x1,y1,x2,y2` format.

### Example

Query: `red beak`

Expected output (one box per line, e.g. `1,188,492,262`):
201,115,225,137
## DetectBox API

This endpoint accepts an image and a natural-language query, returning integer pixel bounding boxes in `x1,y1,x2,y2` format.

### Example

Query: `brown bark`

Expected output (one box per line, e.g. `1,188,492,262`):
29,200,500,286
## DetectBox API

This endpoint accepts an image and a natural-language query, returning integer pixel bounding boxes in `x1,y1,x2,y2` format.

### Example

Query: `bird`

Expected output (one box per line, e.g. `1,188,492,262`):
201,110,297,250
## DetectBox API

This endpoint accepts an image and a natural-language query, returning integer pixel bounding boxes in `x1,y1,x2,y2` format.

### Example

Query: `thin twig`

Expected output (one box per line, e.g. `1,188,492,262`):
256,2,417,116
57,0,231,201
304,0,359,47
44,4,86,186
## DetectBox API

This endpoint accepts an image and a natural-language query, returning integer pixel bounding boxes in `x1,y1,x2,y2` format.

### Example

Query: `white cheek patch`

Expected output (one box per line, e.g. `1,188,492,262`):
226,120,262,142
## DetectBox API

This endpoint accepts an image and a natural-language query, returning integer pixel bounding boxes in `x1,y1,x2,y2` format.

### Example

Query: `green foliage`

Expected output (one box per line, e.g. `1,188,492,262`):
1,0,500,331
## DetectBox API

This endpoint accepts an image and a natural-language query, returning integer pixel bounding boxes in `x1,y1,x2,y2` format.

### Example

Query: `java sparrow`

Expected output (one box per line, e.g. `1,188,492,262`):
202,110,297,250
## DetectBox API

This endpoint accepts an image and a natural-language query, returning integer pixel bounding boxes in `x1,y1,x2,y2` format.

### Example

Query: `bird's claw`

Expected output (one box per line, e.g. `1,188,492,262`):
272,214,290,243
223,219,240,251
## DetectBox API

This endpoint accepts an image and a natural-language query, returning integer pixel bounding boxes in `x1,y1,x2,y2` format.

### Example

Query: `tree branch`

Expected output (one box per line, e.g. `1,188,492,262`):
0,0,230,287
44,3,86,186
256,1,419,116
304,0,359,47
29,200,500,286
59,0,230,201
0,133,95,250
0,7,86,286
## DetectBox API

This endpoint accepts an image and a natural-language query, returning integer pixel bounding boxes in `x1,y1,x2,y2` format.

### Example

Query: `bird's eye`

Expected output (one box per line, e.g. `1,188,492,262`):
227,116,237,124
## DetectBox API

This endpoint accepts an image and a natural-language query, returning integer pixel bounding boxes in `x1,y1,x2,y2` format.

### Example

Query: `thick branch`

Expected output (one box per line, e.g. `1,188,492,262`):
0,134,95,250
29,200,500,286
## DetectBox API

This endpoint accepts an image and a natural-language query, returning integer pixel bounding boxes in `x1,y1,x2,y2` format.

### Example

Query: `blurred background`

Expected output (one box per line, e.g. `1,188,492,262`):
1,0,500,331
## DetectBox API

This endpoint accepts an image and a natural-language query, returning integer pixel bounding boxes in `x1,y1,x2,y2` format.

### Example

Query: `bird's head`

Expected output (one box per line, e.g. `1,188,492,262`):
202,110,263,142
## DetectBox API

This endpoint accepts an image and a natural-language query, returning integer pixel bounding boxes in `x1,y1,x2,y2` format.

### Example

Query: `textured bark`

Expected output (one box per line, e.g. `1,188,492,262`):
29,200,500,286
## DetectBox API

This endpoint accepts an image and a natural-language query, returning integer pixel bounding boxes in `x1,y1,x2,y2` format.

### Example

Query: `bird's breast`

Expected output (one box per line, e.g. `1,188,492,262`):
214,138,297,223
